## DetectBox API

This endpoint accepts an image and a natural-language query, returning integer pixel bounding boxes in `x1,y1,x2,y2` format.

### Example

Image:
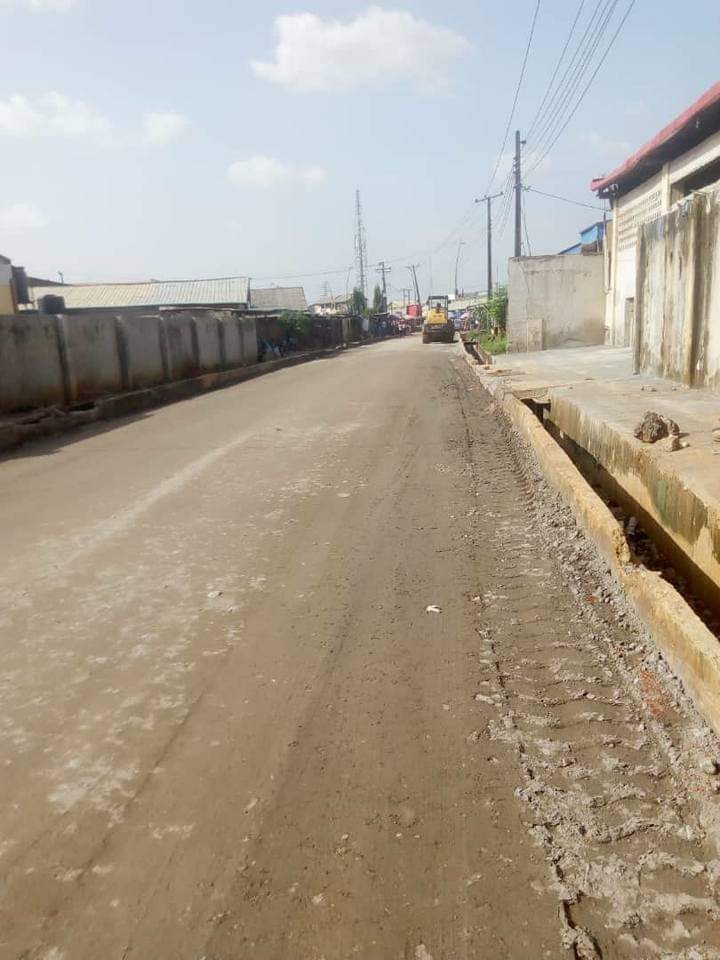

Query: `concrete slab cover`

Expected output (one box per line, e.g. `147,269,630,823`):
485,345,634,397
548,376,720,591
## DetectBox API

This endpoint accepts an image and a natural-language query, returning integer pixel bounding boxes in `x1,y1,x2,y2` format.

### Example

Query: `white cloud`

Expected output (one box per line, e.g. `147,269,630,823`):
227,155,326,189
0,0,77,10
251,6,469,92
143,111,190,146
0,92,110,138
0,203,48,229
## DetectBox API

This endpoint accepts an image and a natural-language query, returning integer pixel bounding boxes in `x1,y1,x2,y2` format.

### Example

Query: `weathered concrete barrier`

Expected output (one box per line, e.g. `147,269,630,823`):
0,314,66,411
0,308,257,414
118,314,165,390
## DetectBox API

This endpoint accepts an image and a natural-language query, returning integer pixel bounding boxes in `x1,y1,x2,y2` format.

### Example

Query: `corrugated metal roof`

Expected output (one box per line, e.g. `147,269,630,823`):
592,81,720,196
29,276,249,310
250,286,307,311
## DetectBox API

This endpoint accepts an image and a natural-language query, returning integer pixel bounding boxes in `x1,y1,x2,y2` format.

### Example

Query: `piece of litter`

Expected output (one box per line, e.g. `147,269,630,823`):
426,605,441,614
207,590,222,599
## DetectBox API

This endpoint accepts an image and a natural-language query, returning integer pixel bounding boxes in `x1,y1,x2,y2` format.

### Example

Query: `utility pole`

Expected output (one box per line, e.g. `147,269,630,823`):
453,240,465,298
514,130,525,259
376,260,391,312
407,264,421,317
475,191,503,301
354,189,368,298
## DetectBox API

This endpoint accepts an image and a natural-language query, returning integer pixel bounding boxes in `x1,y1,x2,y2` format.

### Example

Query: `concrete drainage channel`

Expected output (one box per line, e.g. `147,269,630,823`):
460,340,720,741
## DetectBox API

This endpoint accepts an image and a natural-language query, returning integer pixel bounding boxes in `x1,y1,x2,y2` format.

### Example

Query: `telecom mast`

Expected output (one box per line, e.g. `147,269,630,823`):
354,189,368,297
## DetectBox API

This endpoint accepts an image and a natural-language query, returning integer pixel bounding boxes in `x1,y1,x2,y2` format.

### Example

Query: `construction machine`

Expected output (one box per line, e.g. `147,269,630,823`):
422,294,455,344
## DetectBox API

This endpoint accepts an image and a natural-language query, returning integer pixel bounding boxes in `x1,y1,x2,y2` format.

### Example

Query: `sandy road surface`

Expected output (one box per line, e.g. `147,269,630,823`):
1,336,719,960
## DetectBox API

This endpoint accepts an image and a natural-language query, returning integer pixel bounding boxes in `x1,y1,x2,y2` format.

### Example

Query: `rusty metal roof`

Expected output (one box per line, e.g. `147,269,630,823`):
29,276,249,310
250,286,307,312
591,81,720,197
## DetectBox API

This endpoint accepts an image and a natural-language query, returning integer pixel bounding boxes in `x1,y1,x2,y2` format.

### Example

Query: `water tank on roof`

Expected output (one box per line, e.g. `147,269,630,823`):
39,293,66,315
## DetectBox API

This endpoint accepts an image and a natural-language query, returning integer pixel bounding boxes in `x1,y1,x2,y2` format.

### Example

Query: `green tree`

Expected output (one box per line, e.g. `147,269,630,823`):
372,283,384,314
486,285,508,333
279,310,313,340
349,287,368,316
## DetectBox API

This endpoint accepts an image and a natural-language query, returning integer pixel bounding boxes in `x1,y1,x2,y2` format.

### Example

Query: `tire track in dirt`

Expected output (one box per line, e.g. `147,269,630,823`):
450,357,720,959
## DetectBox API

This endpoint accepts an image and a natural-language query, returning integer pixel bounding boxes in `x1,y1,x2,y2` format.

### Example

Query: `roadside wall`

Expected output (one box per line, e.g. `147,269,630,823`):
636,190,720,390
60,313,123,401
507,254,605,352
0,313,66,411
0,308,260,414
119,314,165,390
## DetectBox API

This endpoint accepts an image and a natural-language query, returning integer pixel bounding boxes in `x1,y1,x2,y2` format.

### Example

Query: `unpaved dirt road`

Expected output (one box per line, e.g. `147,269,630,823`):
1,336,720,960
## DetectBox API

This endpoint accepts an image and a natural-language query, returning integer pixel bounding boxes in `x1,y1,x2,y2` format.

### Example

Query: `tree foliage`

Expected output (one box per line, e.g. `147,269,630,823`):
279,310,313,338
372,283,384,313
349,287,368,316
486,285,508,333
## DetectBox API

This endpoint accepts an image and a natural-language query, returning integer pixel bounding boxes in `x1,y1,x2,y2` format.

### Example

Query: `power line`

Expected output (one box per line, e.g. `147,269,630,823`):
526,0,587,141
526,0,612,159
525,186,607,210
525,0,622,175
484,0,542,195
526,0,636,175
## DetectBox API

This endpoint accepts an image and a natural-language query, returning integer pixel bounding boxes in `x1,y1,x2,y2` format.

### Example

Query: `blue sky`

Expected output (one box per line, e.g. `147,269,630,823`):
1,0,718,302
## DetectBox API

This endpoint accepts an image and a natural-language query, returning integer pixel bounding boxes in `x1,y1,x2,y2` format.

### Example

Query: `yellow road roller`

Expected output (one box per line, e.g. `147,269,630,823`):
422,294,455,344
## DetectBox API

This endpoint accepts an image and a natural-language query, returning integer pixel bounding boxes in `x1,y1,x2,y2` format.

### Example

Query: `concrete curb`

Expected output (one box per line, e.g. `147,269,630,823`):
458,341,720,738
0,341,368,455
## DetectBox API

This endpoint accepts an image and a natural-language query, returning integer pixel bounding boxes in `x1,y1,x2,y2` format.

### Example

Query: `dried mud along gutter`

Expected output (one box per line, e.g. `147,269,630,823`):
459,344,720,743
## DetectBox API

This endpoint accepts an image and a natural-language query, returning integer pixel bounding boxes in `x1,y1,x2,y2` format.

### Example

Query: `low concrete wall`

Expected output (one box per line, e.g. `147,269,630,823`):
119,314,165,390
0,307,372,416
194,313,222,371
507,254,605,352
161,313,198,381
636,191,720,390
0,314,66,411
60,313,123,401
239,316,256,365
221,315,243,367
0,308,259,414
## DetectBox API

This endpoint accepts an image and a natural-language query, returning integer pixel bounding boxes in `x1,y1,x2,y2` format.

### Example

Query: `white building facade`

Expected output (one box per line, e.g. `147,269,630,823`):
594,82,720,346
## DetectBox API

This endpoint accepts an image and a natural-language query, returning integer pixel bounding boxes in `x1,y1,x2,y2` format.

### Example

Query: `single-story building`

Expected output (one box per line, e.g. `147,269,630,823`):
249,286,307,313
310,295,350,316
593,80,720,347
26,276,250,313
558,220,607,256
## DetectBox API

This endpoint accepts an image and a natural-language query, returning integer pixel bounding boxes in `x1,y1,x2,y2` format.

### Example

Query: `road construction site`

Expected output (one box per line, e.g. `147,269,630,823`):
2,336,720,960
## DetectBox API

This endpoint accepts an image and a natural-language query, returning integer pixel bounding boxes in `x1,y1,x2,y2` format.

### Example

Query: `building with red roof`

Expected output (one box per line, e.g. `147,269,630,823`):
593,82,720,347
